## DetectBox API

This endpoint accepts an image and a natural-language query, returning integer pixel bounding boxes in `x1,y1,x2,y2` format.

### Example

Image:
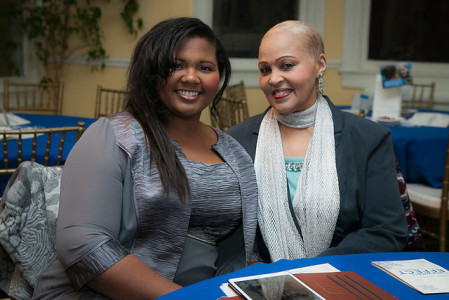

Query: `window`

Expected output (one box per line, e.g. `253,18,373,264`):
0,0,40,93
193,0,325,87
212,0,298,58
0,0,23,77
341,0,448,106
368,0,449,63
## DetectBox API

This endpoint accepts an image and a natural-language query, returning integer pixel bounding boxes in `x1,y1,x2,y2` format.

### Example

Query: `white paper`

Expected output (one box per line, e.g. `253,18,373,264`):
372,74,402,121
220,263,340,297
352,93,373,113
372,259,449,294
287,263,340,274
0,113,31,127
220,283,238,297
407,112,449,128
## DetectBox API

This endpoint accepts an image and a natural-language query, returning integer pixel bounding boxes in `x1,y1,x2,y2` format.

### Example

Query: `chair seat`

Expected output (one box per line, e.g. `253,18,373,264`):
407,183,445,210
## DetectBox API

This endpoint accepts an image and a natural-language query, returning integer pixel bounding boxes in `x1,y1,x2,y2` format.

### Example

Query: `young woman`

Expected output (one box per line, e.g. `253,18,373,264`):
228,20,408,262
32,17,258,299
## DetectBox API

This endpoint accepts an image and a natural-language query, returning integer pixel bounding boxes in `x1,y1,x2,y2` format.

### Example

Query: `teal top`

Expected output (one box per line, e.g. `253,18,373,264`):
285,156,305,202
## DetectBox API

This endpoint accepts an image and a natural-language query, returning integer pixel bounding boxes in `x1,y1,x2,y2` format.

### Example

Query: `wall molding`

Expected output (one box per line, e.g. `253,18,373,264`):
66,56,130,68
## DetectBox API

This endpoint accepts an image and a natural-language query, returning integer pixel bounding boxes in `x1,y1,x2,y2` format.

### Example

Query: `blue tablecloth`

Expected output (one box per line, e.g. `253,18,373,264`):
390,124,448,188
0,113,97,194
380,108,449,188
339,107,449,188
159,252,449,300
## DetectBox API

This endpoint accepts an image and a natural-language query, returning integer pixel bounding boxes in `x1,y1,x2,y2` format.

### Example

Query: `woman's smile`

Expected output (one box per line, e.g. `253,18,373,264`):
273,88,293,99
176,89,201,100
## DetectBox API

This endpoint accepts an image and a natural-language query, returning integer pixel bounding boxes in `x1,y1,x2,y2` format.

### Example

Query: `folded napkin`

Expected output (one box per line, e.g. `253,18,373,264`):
407,112,449,128
0,113,31,127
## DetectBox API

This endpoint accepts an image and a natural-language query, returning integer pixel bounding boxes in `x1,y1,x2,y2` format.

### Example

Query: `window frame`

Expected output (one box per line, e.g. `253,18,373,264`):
341,0,448,104
0,32,41,85
192,0,326,88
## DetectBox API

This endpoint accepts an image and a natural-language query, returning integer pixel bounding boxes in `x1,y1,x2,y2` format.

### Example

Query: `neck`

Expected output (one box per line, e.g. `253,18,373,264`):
274,98,318,129
166,117,203,141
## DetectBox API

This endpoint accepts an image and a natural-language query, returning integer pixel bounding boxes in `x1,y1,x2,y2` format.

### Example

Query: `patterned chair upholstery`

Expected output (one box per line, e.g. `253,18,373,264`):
395,159,426,251
0,162,62,299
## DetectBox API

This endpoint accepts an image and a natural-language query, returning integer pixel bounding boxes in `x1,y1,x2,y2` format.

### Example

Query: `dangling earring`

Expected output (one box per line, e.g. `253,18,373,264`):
318,73,324,94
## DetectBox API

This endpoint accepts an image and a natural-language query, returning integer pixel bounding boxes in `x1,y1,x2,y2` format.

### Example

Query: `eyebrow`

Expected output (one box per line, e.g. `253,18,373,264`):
258,55,297,66
175,58,217,66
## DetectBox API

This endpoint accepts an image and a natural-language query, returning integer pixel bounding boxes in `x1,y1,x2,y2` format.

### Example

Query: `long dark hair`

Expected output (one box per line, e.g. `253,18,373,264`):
125,17,231,203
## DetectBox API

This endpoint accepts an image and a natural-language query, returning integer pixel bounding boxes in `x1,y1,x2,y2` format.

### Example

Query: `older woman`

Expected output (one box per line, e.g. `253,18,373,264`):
228,20,408,262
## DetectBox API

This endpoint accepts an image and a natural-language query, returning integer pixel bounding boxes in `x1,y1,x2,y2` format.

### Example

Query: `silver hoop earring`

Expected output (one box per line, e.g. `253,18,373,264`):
318,73,324,94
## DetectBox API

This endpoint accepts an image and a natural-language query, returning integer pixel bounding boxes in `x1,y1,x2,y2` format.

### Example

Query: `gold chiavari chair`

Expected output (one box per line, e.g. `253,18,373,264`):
95,85,128,118
0,122,85,175
210,96,249,131
210,81,249,130
407,133,449,252
225,80,248,103
3,81,64,115
403,82,436,109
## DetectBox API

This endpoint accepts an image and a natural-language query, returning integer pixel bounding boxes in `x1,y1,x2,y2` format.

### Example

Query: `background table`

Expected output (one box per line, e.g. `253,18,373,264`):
381,108,449,188
390,122,448,188
340,107,449,188
0,113,97,194
159,252,449,300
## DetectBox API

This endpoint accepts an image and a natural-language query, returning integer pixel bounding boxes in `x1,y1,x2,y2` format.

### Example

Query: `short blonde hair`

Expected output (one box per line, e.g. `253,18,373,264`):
263,20,324,60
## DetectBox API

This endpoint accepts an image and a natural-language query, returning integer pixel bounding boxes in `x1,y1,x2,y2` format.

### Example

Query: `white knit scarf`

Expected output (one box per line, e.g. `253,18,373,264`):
255,95,340,261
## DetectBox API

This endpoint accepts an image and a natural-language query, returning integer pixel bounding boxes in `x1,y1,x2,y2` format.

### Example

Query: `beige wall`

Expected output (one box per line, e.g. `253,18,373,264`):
62,0,194,117
62,0,362,119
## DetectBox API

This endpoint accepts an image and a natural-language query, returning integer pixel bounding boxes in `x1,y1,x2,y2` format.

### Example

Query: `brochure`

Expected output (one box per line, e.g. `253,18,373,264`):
372,259,449,294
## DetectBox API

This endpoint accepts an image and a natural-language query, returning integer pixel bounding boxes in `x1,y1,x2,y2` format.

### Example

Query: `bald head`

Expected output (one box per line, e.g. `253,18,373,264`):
262,20,324,61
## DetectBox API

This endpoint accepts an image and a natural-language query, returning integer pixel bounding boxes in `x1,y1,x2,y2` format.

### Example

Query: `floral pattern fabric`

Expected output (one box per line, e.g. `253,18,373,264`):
0,162,62,299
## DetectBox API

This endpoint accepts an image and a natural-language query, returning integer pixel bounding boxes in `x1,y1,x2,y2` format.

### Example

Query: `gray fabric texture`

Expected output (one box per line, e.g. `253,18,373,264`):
32,112,258,299
0,161,62,300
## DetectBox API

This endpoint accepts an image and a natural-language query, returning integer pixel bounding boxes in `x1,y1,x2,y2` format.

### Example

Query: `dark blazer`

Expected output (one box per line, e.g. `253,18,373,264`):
227,96,408,260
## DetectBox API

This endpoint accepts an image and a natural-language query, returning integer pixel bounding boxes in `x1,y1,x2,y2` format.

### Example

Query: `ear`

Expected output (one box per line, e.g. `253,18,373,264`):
316,54,327,76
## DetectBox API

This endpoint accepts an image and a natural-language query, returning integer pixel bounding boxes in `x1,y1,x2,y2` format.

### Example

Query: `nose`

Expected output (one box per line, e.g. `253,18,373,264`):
181,67,200,83
268,69,283,86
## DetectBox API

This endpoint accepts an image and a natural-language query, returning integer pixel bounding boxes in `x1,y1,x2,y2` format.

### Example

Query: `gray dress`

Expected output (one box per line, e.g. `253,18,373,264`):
32,112,258,299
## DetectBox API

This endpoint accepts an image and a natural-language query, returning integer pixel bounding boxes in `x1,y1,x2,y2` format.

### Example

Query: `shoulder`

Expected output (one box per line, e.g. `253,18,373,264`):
102,112,148,155
216,130,254,164
73,112,143,163
227,112,265,139
327,97,391,143
226,111,266,158
83,112,135,138
226,114,265,161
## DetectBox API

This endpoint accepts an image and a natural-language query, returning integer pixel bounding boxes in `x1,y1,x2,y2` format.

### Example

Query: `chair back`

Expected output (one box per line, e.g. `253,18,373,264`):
407,132,449,252
210,97,249,131
403,82,435,109
3,81,64,115
210,81,249,130
0,121,85,174
0,161,62,299
95,85,128,118
225,80,247,102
